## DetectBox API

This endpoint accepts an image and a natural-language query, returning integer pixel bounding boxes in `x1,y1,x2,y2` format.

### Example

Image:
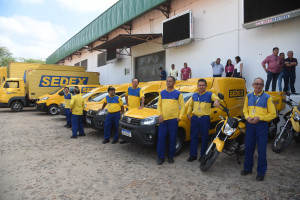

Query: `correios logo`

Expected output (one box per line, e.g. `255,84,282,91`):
39,75,89,87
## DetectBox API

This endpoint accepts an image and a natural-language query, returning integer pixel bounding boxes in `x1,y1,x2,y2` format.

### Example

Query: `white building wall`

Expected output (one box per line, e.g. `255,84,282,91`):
62,0,300,91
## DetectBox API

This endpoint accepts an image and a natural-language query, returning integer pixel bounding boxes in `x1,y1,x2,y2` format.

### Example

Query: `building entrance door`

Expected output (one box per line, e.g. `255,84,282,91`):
135,51,165,82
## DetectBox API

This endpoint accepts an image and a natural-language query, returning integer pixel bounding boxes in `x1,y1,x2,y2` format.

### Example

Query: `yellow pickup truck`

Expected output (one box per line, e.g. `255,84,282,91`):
118,78,286,155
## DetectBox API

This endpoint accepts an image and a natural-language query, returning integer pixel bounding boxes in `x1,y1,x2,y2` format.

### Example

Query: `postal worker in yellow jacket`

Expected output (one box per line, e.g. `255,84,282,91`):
70,87,85,138
241,77,276,181
64,87,72,128
186,78,220,162
100,86,124,144
157,76,185,165
125,78,145,110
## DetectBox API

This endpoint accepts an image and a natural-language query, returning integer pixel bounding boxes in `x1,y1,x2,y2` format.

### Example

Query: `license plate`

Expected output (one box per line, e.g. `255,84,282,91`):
121,129,131,137
86,117,92,124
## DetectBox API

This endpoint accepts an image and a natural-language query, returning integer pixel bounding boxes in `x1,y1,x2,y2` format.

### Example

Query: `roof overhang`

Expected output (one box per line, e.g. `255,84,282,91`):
92,33,162,51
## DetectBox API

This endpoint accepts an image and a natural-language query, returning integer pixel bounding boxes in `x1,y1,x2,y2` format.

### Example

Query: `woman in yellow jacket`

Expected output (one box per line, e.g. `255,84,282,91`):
70,87,85,138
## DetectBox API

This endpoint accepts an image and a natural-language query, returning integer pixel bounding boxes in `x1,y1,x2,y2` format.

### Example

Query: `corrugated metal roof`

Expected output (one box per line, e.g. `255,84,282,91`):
46,0,168,64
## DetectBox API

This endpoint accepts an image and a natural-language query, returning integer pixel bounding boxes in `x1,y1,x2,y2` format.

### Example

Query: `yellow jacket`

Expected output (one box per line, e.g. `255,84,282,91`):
70,94,85,115
158,89,185,120
243,91,276,122
187,91,219,116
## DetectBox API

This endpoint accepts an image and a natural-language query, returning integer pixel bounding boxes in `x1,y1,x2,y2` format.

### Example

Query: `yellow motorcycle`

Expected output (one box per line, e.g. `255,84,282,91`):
200,93,246,171
272,93,300,153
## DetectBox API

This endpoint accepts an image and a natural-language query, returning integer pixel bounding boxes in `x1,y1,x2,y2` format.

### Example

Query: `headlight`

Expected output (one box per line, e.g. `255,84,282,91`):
294,112,300,122
97,109,108,116
40,97,49,100
140,115,158,125
223,123,236,136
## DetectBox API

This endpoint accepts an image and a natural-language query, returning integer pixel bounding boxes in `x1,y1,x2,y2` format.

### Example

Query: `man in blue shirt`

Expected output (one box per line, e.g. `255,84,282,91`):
211,58,224,77
159,67,167,80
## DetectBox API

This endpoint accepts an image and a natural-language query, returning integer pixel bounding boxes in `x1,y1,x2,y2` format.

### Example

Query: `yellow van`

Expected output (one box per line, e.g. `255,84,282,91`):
86,81,165,131
36,85,99,115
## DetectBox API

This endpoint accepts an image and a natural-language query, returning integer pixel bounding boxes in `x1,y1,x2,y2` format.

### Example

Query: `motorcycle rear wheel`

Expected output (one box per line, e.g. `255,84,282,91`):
200,143,220,171
272,126,293,153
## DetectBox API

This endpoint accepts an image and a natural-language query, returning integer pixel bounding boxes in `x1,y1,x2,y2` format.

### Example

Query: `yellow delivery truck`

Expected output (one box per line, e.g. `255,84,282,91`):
0,67,99,112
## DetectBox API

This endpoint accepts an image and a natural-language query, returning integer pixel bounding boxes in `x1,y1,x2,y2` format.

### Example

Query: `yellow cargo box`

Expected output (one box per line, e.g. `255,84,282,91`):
25,69,99,99
8,62,85,78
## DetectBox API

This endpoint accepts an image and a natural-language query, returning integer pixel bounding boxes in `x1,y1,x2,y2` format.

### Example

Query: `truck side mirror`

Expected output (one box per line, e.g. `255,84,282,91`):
59,91,64,96
218,93,224,100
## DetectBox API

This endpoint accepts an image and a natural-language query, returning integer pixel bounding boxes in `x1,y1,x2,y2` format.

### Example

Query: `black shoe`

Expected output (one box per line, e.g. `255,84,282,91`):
241,170,252,176
67,126,72,128
187,156,197,162
64,124,68,127
111,139,118,144
70,136,78,138
119,140,127,144
168,157,174,164
256,174,264,181
157,158,165,165
78,133,86,137
198,156,203,162
102,139,110,144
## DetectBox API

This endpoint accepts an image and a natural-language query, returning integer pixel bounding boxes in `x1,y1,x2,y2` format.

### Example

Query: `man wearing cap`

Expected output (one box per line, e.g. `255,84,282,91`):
70,87,85,138
64,87,72,128
241,77,276,181
100,86,124,144
186,79,220,162
157,76,185,165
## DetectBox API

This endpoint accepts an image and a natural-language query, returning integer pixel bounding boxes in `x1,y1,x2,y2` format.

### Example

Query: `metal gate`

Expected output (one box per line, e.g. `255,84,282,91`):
135,51,165,82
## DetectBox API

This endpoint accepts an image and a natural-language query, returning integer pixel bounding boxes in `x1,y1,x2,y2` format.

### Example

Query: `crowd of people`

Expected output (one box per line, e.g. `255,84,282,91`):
63,47,297,182
159,47,298,94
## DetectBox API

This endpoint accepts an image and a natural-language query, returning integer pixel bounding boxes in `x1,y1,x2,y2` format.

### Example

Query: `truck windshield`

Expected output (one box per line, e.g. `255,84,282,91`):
146,92,193,109
49,87,63,95
89,92,109,102
82,92,93,99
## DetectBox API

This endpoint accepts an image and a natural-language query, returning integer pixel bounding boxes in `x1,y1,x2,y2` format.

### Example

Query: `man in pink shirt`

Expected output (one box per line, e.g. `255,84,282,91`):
262,47,282,91
181,62,192,80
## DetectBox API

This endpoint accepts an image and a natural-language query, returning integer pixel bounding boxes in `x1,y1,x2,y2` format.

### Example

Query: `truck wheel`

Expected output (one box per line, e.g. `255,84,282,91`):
11,101,23,112
175,129,185,156
48,105,58,115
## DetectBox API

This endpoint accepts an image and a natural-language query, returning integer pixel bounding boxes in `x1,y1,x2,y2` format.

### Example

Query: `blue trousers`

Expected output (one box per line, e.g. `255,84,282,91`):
190,115,210,157
265,71,279,92
283,71,296,93
71,115,84,137
65,108,72,126
278,71,284,92
244,121,268,176
157,118,178,159
104,112,120,141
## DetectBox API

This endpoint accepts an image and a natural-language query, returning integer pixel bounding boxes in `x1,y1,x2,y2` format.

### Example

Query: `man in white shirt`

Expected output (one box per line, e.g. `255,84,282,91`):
169,64,178,79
